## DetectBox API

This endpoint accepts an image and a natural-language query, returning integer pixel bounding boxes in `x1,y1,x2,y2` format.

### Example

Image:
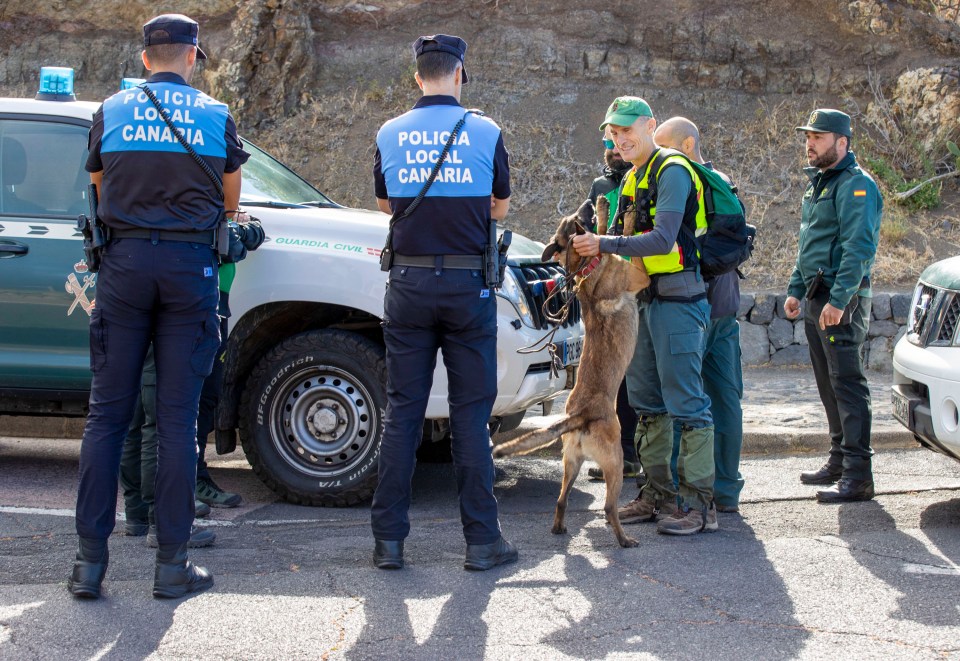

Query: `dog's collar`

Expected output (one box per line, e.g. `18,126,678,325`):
576,255,602,278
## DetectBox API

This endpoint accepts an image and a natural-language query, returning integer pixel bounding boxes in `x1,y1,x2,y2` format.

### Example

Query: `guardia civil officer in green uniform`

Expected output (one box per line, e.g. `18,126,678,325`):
784,109,882,503
573,97,717,536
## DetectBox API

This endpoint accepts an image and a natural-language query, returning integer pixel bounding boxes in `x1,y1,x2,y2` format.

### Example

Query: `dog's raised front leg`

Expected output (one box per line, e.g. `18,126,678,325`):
552,435,585,535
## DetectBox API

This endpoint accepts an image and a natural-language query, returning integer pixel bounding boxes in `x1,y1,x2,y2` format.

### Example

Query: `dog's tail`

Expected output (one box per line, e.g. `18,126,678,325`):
492,414,585,458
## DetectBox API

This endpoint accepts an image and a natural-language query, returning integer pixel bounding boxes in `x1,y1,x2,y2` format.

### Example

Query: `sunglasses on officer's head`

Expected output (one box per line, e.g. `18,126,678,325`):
602,138,615,149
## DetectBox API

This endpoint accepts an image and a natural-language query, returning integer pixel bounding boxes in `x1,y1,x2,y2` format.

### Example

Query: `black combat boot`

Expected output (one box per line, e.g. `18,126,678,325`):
153,543,214,599
67,537,108,599
464,537,518,571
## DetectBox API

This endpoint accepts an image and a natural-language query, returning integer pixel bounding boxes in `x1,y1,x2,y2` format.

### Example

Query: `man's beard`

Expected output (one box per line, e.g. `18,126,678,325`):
808,143,839,169
605,150,628,171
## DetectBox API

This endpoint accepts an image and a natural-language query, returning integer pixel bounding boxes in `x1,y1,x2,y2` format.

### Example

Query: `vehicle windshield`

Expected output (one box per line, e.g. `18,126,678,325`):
506,232,548,261
240,140,336,208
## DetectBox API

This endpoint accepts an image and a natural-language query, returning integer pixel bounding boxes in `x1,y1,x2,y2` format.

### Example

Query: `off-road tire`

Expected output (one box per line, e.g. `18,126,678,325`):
239,329,386,507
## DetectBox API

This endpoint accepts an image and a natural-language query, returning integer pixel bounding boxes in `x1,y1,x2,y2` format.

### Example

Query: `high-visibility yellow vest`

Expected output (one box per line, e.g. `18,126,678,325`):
619,148,707,275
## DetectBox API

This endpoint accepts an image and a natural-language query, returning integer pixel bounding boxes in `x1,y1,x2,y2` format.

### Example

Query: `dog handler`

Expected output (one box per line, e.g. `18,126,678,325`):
573,97,717,536
370,34,517,570
784,109,882,503
69,14,249,599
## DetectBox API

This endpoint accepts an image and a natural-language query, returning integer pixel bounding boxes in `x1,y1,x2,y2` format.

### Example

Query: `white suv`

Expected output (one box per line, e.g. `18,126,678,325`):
0,69,585,505
892,256,960,463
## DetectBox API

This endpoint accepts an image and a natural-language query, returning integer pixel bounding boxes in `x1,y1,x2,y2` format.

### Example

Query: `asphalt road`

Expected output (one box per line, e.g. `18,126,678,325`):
1,435,959,660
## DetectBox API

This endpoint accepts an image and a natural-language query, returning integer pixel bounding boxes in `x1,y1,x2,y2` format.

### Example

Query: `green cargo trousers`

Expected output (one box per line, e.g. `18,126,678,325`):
626,297,715,510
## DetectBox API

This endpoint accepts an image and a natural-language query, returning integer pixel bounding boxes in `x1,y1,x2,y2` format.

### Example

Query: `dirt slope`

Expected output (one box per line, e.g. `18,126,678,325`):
1,0,957,287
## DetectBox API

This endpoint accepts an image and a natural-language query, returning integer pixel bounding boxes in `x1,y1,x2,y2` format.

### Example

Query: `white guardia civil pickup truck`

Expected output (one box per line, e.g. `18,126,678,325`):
0,68,584,506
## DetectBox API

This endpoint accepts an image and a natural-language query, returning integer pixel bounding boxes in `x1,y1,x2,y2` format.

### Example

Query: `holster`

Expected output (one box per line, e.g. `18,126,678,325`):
215,212,230,262
804,268,825,301
380,212,399,272
77,214,109,273
484,220,501,288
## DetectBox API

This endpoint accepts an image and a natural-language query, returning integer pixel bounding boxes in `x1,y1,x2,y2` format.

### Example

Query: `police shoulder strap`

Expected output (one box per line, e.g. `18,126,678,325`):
379,108,483,271
138,83,224,201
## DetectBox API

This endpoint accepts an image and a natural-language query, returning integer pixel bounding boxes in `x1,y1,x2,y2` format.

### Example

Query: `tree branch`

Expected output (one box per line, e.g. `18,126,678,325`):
893,170,960,201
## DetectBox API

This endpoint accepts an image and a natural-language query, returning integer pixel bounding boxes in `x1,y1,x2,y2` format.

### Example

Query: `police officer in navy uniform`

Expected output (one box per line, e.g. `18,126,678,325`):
69,14,249,599
370,34,517,571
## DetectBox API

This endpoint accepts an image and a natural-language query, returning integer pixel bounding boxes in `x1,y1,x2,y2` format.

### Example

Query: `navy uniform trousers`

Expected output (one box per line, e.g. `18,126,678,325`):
76,236,221,546
371,264,501,545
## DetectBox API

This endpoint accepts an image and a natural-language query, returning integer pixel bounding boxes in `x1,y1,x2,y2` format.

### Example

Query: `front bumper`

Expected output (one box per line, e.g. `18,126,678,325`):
891,337,960,462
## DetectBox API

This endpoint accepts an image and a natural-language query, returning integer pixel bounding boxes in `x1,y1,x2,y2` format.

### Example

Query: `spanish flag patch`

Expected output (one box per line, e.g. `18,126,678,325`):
853,189,867,197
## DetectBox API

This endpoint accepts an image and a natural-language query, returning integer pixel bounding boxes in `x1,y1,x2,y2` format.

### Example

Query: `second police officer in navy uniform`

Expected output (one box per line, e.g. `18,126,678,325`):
68,14,249,599
370,34,518,571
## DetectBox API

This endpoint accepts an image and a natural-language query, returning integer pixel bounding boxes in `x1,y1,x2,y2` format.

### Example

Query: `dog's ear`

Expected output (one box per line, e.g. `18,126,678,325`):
576,199,594,228
541,242,560,262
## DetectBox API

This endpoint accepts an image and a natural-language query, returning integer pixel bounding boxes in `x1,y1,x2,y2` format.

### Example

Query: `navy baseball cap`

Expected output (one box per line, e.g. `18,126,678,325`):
413,34,468,83
143,14,207,60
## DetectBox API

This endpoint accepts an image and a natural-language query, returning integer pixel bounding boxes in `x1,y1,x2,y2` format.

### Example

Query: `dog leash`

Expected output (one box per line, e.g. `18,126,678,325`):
516,226,599,378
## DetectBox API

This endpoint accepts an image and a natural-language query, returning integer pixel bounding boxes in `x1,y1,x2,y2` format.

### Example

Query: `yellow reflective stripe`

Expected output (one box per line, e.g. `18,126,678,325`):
622,167,639,198
641,248,684,274
620,151,708,275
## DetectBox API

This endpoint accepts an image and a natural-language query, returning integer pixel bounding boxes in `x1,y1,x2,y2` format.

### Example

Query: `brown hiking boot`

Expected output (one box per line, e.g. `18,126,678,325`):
618,496,677,524
656,504,719,536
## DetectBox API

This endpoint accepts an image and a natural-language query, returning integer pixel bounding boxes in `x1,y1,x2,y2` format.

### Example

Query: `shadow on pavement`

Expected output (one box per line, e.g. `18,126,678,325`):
343,461,812,659
838,497,960,629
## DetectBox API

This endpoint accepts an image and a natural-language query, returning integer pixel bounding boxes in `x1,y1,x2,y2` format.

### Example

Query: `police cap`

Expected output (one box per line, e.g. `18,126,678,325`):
413,34,468,83
143,14,207,60
795,108,851,138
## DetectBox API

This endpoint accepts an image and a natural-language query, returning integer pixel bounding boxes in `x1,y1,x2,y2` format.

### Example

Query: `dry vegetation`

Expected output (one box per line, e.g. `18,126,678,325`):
251,79,958,293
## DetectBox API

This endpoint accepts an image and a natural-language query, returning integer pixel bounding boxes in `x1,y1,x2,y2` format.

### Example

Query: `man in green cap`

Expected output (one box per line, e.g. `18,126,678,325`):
784,108,882,502
573,97,717,535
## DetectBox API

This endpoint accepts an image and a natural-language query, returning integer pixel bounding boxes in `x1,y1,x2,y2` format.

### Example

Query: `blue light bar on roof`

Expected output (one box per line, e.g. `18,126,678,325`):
121,77,146,90
36,67,76,101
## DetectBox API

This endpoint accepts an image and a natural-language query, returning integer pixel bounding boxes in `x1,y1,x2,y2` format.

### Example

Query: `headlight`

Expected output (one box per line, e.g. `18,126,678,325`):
497,267,535,327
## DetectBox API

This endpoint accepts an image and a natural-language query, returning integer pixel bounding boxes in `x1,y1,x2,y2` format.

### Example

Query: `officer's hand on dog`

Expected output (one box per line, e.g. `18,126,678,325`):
784,296,802,320
819,302,843,330
571,232,600,257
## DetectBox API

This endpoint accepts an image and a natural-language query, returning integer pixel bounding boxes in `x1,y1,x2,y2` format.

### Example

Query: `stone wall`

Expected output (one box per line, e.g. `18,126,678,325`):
738,292,913,371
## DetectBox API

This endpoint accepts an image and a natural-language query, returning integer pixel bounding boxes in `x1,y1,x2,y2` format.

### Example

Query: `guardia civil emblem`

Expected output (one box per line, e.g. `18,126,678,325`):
65,261,96,316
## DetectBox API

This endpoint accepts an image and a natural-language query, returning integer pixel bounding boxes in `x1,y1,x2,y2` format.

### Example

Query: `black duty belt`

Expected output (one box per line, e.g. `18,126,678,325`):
393,254,483,270
111,228,216,244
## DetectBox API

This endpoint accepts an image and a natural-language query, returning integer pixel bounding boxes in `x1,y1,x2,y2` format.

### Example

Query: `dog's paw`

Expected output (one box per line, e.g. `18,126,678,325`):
619,535,639,548
551,524,567,535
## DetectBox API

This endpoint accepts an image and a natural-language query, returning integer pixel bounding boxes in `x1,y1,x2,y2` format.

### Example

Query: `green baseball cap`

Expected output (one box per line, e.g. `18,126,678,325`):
795,108,851,137
599,96,653,131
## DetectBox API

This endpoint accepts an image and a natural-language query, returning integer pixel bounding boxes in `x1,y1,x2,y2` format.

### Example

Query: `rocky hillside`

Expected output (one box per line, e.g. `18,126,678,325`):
1,0,958,288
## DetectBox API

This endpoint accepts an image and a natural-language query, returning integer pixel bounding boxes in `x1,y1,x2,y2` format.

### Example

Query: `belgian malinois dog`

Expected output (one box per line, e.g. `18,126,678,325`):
494,197,649,547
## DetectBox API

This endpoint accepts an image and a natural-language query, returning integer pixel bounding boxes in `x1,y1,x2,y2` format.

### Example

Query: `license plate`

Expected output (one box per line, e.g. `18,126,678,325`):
561,337,583,367
891,390,911,428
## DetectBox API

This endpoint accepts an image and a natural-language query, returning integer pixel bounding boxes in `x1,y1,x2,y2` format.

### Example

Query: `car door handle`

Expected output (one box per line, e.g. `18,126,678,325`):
0,241,29,256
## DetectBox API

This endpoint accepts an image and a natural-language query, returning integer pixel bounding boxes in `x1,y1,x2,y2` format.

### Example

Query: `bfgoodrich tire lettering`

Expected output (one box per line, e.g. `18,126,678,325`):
239,329,386,506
